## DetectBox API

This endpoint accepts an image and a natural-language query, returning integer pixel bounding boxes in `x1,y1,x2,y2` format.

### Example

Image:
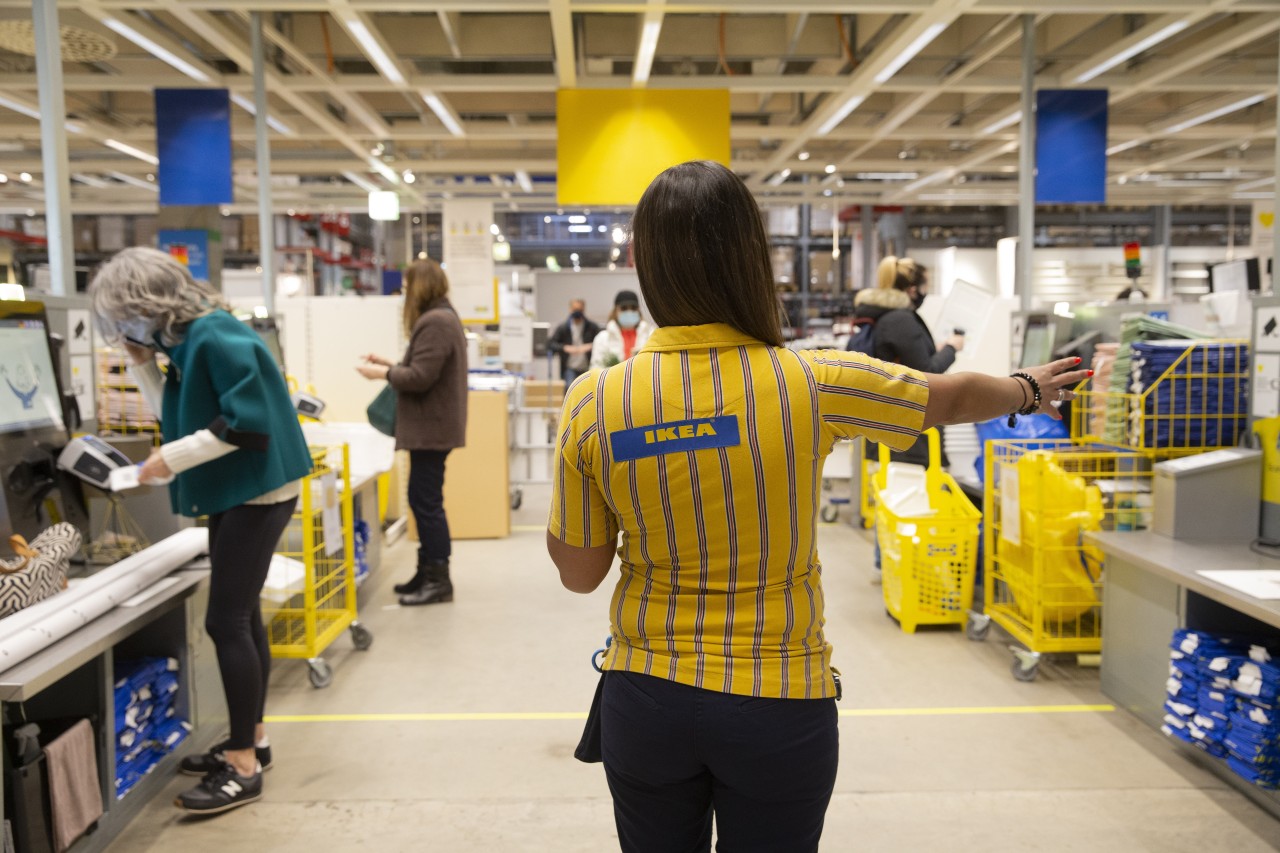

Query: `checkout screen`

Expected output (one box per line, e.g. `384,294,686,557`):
0,318,65,434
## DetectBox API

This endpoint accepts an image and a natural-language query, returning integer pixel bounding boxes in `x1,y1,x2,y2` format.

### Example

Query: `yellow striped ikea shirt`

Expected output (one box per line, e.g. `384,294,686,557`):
549,323,929,699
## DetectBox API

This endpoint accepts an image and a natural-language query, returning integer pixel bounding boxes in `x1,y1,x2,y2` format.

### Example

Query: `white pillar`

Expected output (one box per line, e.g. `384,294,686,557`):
32,0,73,295
1017,14,1037,312
251,13,275,313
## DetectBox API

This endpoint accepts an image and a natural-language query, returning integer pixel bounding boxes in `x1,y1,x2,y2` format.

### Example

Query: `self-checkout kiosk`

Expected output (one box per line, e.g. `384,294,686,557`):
0,300,89,545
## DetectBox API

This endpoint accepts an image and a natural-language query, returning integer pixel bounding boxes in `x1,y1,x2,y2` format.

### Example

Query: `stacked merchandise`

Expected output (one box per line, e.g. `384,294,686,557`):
1162,629,1280,790
1162,629,1238,759
1087,342,1119,437
1127,340,1248,450
96,350,164,432
1224,660,1280,788
1101,317,1206,445
114,657,191,798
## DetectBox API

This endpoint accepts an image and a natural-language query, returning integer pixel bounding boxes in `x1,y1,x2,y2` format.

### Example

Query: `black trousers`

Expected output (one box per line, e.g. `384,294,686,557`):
602,671,839,853
408,449,452,564
205,499,296,751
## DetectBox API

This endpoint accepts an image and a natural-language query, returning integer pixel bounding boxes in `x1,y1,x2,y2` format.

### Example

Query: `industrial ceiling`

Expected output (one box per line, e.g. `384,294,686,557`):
0,0,1276,214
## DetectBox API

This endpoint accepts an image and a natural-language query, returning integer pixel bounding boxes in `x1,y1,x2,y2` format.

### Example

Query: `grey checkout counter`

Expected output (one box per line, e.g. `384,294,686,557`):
1087,448,1280,819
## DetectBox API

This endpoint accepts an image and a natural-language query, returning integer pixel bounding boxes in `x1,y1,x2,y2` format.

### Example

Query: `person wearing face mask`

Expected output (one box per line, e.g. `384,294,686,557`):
853,256,964,469
590,291,653,369
549,299,603,384
89,247,312,816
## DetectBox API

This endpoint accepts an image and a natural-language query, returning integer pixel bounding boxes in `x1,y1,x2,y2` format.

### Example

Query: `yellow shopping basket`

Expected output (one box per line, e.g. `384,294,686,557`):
874,429,981,634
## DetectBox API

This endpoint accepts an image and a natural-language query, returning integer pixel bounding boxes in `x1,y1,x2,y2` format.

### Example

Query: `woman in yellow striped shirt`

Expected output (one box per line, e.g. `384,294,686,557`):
547,161,1086,852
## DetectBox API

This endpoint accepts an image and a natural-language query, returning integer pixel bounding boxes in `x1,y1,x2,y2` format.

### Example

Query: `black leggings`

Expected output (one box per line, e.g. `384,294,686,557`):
408,449,452,564
206,499,296,751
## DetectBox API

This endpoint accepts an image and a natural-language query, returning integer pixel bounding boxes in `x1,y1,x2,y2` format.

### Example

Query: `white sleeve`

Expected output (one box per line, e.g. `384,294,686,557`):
589,330,609,368
159,429,236,475
127,359,166,421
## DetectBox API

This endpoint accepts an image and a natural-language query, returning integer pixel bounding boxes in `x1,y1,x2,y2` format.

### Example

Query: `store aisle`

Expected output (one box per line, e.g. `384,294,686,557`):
107,489,1279,852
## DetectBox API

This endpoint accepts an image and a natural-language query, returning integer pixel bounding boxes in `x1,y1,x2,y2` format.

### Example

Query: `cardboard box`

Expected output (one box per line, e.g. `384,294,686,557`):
523,380,566,409
133,216,158,247
72,218,97,253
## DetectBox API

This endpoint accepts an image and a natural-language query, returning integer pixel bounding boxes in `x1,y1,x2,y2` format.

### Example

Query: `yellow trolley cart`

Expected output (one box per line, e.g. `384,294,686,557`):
264,444,373,688
874,429,981,634
971,440,1152,681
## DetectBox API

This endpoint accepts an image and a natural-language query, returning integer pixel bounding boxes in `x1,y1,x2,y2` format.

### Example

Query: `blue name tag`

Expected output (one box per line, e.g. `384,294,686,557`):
610,416,741,462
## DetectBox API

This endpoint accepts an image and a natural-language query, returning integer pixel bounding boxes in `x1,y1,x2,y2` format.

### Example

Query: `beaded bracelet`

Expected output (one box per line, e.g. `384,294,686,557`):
1007,371,1042,427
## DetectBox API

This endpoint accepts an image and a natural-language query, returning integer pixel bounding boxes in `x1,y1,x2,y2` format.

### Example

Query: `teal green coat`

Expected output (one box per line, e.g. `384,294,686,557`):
159,310,312,517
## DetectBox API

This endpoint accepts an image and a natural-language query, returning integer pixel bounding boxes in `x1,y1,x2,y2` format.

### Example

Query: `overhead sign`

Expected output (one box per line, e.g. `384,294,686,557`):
443,199,498,325
557,89,730,206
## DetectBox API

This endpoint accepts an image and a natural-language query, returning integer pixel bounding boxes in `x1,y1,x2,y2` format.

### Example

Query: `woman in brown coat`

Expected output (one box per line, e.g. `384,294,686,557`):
358,259,469,605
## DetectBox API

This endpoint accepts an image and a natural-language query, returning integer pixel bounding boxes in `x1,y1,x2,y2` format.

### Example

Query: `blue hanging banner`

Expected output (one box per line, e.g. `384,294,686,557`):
155,88,233,206
158,229,211,282
1035,89,1109,205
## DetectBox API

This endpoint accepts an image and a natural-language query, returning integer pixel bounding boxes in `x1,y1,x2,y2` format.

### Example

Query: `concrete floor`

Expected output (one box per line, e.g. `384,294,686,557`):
107,487,1280,852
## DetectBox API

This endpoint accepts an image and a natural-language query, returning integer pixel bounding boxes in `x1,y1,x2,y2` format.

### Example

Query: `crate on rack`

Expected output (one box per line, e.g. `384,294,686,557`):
263,444,372,688
95,347,162,443
1072,340,1249,458
976,440,1153,680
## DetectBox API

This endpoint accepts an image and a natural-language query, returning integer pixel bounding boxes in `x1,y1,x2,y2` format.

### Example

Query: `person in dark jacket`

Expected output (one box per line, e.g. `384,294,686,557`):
90,247,313,816
852,256,964,467
358,259,469,606
548,299,602,384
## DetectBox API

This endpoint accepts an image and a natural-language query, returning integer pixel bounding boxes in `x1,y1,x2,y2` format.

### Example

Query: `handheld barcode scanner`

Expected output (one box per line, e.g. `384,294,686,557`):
56,435,133,491
291,391,326,419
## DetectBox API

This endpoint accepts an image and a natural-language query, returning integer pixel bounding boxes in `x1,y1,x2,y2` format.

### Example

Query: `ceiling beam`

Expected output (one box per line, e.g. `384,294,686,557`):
437,10,463,59
549,0,576,87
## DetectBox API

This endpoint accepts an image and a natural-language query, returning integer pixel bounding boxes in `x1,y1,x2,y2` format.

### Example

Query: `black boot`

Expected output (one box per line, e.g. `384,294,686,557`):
393,565,428,595
398,559,453,606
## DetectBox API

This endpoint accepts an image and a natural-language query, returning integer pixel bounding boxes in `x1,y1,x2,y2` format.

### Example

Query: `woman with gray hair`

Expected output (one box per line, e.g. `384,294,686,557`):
90,247,312,816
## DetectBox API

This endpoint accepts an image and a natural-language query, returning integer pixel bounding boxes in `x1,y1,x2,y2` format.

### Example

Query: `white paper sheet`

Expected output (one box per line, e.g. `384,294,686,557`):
1196,569,1280,600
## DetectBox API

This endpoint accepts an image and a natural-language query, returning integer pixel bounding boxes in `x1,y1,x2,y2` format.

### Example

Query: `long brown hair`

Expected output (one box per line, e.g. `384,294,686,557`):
631,161,784,347
403,259,449,336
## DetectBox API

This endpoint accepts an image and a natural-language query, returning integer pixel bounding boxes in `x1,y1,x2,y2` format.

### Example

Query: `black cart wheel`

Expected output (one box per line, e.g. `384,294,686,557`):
308,659,333,689
1011,658,1039,682
351,623,373,651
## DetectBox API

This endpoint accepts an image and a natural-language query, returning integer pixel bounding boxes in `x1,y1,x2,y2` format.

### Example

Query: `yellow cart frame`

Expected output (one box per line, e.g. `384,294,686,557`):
973,440,1152,681
264,444,373,688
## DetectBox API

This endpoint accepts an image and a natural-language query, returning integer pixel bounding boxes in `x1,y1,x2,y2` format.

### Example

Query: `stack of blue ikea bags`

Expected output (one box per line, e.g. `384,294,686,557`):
1224,660,1280,788
114,657,191,798
1163,630,1280,789
1129,341,1248,449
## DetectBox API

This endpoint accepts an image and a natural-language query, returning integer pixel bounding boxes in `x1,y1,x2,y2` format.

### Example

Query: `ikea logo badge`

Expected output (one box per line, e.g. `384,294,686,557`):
612,416,741,462
645,422,720,444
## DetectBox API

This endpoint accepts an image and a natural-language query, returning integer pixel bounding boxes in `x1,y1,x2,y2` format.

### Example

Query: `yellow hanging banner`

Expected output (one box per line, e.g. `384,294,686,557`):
556,89,731,206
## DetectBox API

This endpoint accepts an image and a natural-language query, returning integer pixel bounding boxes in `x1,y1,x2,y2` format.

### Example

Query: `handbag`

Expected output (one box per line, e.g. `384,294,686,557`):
366,383,397,437
0,524,81,619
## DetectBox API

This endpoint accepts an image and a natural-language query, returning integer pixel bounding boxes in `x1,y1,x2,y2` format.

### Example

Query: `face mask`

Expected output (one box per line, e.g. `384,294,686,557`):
617,310,641,329
117,316,158,347
570,310,584,321
911,292,927,310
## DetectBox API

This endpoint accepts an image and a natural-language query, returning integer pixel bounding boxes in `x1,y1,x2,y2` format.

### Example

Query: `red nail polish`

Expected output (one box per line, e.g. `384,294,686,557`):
1088,370,1094,376
1075,357,1082,363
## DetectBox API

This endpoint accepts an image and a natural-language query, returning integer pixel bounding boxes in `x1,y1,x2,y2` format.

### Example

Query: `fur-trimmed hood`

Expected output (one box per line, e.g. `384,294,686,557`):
854,287,913,311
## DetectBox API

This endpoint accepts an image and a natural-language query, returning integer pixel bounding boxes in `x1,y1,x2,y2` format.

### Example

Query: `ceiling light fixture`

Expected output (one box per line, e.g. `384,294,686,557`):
403,170,416,184
369,158,400,184
1161,94,1268,135
797,151,810,161
873,22,948,84
420,90,464,137
515,171,533,193
101,16,213,83
1073,20,1191,83
103,139,159,165
108,171,158,192
341,170,381,193
72,173,110,188
0,94,41,120
824,164,837,174
767,168,792,186
1106,139,1144,156
229,92,294,136
340,16,405,85
18,172,32,183
633,16,663,86
816,95,866,136
982,110,1021,134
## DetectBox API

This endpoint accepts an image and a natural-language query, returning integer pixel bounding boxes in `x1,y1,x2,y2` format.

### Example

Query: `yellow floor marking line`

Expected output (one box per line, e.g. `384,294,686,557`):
265,704,1113,724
